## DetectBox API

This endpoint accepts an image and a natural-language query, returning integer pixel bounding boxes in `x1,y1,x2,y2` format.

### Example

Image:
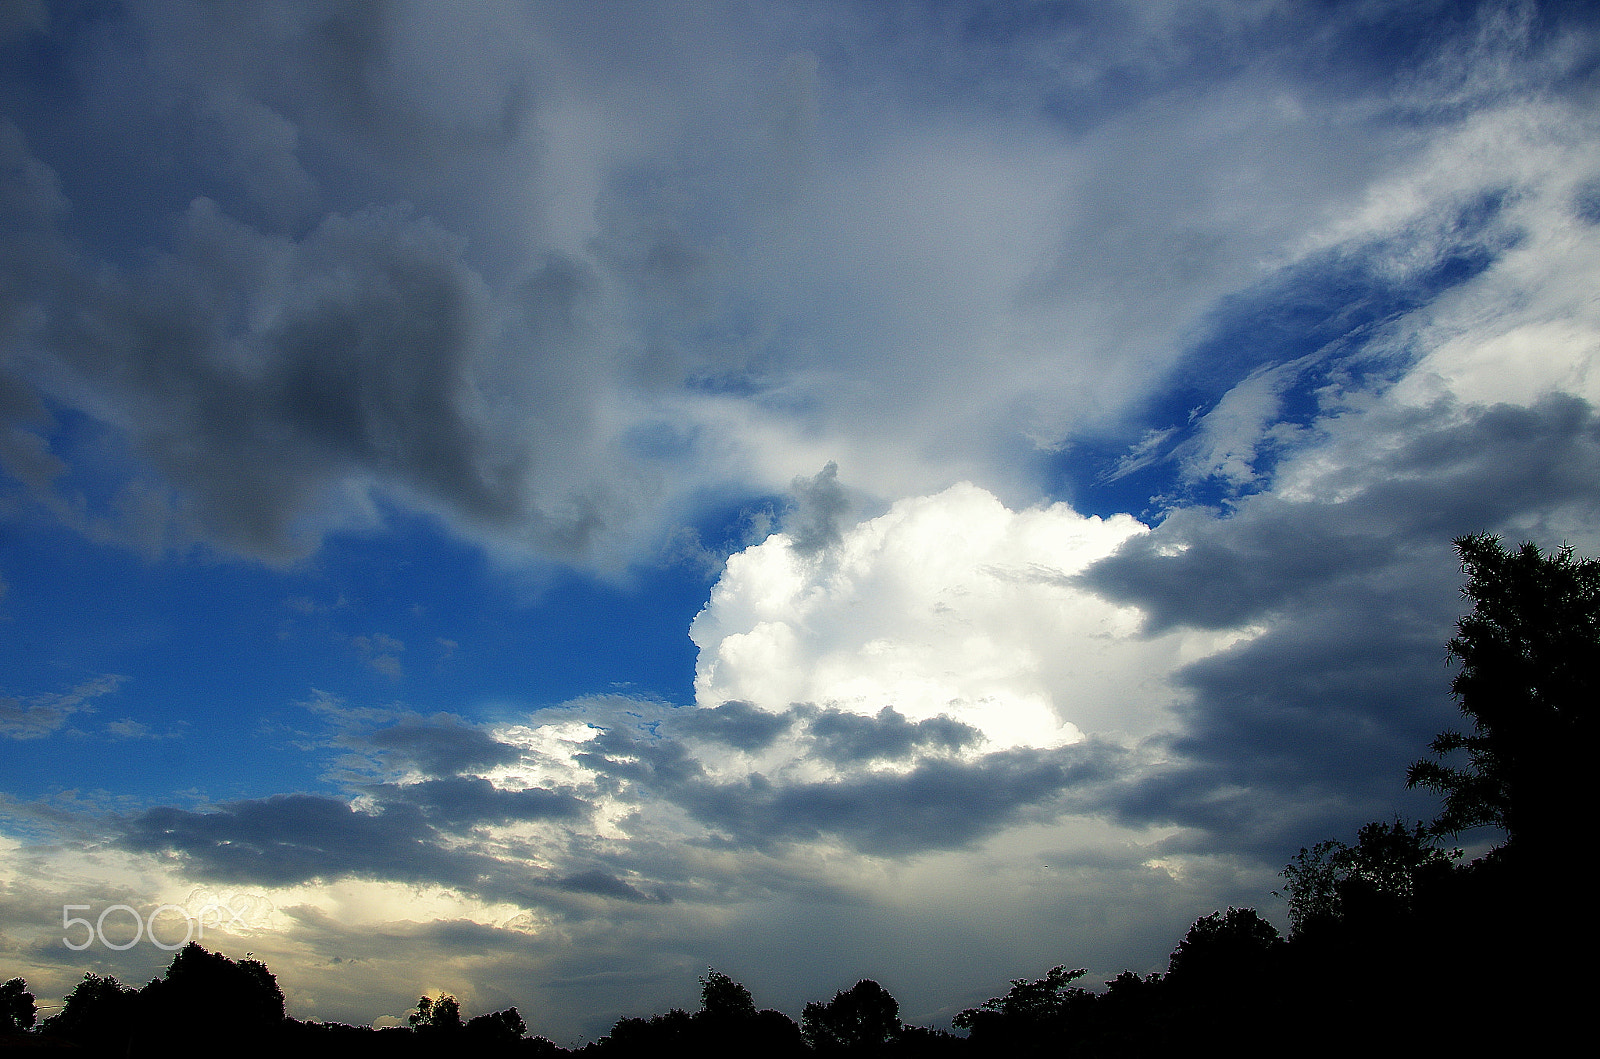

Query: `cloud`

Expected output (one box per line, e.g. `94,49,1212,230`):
117,794,489,889
5,1,1589,573
557,869,661,904
351,633,406,680
805,705,982,765
676,741,1126,858
1176,359,1312,489
784,460,850,557
691,481,1171,748
0,675,127,740
1071,390,1600,854
354,713,525,778
1080,393,1600,636
104,717,182,741
375,776,588,828
6,1,1600,1044
671,699,794,752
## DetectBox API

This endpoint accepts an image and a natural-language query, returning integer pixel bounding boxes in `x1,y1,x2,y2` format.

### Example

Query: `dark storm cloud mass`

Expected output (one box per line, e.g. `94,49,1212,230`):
805,705,983,764
1101,603,1462,858
569,705,1122,856
4,199,555,559
1075,393,1600,854
1081,394,1600,634
117,793,492,889
375,776,589,828
107,704,1098,895
0,3,694,564
557,869,660,904
3,0,1597,571
785,461,850,556
357,714,524,776
680,742,1126,857
673,699,794,752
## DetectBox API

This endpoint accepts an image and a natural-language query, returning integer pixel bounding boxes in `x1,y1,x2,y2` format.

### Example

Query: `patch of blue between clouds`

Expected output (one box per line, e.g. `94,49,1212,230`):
1053,191,1516,521
0,499,718,808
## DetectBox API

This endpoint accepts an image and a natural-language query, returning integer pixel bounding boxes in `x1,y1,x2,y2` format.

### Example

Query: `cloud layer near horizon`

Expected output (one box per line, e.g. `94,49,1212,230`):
5,0,1600,1046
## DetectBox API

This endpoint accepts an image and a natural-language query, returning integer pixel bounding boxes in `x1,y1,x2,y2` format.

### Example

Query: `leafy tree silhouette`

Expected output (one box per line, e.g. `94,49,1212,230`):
143,943,285,1024
1165,906,1282,984
953,966,1093,1054
39,973,139,1052
1407,533,1599,856
464,1005,527,1042
0,978,35,1033
585,971,802,1058
1277,819,1459,940
408,993,463,1033
801,980,900,1053
125,943,286,1059
692,970,805,1057
698,970,757,1021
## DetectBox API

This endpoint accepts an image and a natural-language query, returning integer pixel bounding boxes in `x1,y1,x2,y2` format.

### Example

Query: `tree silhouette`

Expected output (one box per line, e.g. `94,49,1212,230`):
953,966,1093,1053
39,974,138,1050
698,970,757,1021
801,980,900,1053
464,1006,527,1042
1165,907,1282,985
691,969,805,1057
0,978,35,1033
131,944,285,1058
144,943,286,1026
409,994,463,1033
1277,819,1458,939
1407,533,1599,855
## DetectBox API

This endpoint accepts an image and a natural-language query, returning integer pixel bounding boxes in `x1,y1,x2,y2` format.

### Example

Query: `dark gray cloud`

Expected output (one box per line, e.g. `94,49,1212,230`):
375,776,589,828
0,38,659,565
1072,393,1600,858
786,461,850,557
1080,394,1600,634
1102,608,1458,860
515,704,1117,859
557,869,662,904
679,742,1125,856
358,714,524,776
805,705,982,764
110,709,1079,894
0,675,126,740
22,202,542,558
117,793,493,888
674,699,794,752
573,723,705,793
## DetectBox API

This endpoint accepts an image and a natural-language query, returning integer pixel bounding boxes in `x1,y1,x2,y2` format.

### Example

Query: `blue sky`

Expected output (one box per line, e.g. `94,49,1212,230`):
4,0,1600,1045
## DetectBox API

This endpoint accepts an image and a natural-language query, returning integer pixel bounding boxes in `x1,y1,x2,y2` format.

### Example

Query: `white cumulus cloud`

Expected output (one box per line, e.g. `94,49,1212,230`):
691,481,1184,750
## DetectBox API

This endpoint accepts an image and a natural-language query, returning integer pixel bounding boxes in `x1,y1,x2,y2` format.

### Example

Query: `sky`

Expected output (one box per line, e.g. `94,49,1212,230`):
2,0,1599,1045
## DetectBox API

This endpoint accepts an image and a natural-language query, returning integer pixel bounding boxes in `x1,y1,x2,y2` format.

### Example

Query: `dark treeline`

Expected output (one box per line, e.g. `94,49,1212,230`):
3,534,1591,1057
